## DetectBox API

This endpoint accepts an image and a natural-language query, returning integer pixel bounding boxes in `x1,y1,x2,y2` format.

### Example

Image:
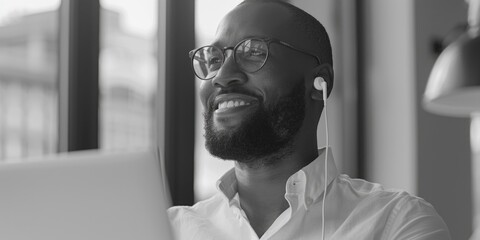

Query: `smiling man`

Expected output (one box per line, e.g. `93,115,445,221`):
168,1,450,239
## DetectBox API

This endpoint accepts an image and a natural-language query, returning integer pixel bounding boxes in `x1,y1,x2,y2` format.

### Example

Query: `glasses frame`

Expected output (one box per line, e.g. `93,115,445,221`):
189,37,321,80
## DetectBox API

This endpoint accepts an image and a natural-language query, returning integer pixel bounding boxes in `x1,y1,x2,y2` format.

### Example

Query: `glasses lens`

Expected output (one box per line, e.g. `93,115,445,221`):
235,39,268,72
192,46,224,79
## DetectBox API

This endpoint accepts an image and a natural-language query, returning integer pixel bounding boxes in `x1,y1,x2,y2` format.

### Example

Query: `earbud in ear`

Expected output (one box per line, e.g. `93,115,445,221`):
313,76,328,101
314,77,326,91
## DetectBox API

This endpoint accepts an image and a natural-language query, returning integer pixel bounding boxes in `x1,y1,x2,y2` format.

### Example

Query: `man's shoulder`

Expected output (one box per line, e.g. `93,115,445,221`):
334,174,442,218
168,192,225,222
336,174,428,204
334,174,450,239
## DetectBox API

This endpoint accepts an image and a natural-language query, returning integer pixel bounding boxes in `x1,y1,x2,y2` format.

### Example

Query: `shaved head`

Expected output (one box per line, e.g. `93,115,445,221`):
237,0,333,68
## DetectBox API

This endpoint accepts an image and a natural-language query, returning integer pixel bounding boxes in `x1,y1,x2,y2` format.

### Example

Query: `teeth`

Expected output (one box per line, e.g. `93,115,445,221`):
217,100,250,110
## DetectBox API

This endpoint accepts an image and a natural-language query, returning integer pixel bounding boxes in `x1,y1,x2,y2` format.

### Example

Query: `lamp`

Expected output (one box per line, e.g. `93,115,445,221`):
423,0,480,117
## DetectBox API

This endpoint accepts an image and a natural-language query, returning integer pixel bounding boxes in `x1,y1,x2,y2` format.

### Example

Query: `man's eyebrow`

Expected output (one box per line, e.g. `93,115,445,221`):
204,40,225,48
210,41,222,47
209,35,273,48
247,35,270,39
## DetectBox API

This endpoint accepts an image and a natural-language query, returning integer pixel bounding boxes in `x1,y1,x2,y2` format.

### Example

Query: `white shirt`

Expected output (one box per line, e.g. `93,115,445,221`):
168,148,451,240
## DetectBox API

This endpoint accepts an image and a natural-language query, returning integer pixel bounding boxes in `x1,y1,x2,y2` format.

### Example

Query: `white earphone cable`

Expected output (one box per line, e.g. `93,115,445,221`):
321,85,329,240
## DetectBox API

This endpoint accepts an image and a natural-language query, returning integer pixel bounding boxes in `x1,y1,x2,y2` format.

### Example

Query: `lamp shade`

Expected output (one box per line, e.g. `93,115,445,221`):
423,28,480,117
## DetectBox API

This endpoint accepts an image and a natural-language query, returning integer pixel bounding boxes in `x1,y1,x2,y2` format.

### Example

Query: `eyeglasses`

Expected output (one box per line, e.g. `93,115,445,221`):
189,37,321,80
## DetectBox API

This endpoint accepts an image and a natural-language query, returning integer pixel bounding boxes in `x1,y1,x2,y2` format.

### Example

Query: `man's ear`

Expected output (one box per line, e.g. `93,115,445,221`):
309,63,334,101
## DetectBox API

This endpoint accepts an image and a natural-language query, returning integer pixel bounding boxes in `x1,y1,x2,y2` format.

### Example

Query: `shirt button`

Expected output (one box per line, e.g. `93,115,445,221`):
305,198,313,205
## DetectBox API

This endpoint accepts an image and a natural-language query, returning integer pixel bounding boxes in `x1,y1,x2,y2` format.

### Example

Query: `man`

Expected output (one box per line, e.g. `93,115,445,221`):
168,0,451,239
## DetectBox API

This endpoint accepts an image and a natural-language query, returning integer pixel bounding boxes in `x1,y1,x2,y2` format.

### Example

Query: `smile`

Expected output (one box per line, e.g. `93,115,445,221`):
213,93,259,112
211,94,259,130
217,100,251,110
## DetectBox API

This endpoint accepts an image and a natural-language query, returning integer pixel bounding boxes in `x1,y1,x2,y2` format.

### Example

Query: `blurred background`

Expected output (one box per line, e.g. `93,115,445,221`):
0,0,478,239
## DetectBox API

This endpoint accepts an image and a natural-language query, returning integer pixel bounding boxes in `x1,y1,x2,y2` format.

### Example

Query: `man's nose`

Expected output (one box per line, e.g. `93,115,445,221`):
211,53,247,88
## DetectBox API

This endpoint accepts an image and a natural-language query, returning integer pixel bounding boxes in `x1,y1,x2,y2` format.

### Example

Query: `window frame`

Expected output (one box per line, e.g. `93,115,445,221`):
58,0,100,152
160,0,196,206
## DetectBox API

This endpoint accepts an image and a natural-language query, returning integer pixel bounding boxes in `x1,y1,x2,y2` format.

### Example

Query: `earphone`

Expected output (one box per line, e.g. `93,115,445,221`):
314,76,329,240
314,77,327,102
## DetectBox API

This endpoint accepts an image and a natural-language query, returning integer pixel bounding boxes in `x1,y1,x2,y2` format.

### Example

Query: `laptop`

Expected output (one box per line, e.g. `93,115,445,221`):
0,149,174,240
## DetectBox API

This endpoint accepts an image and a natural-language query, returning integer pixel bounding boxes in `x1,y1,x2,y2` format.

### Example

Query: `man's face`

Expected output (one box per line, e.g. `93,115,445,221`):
199,3,316,163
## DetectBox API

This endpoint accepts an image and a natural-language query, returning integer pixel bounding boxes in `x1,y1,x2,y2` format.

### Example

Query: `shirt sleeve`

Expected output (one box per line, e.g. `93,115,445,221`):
383,195,451,240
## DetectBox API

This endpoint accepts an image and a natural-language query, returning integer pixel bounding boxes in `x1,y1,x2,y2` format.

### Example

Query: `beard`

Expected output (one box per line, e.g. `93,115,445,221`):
203,82,306,166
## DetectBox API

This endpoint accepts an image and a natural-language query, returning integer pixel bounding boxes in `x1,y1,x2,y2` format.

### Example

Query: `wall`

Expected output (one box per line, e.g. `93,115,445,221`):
414,0,471,238
362,0,417,195
362,0,472,239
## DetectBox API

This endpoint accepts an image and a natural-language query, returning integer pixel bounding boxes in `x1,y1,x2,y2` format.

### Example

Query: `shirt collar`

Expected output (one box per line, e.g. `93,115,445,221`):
291,147,338,209
216,147,339,208
216,168,237,203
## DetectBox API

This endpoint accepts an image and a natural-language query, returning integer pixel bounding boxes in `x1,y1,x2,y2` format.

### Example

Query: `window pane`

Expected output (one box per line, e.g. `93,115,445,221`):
99,0,157,151
194,0,242,201
0,0,60,162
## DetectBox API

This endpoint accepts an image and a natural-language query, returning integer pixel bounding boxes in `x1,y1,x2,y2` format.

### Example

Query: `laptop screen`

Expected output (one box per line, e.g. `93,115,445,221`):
0,149,174,240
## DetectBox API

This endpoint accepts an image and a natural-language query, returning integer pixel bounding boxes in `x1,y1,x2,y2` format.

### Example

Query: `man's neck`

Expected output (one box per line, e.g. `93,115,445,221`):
234,150,317,237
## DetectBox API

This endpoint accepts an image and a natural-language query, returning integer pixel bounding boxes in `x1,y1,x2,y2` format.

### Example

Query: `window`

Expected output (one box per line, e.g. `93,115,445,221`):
99,0,158,151
0,0,60,161
0,0,159,160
